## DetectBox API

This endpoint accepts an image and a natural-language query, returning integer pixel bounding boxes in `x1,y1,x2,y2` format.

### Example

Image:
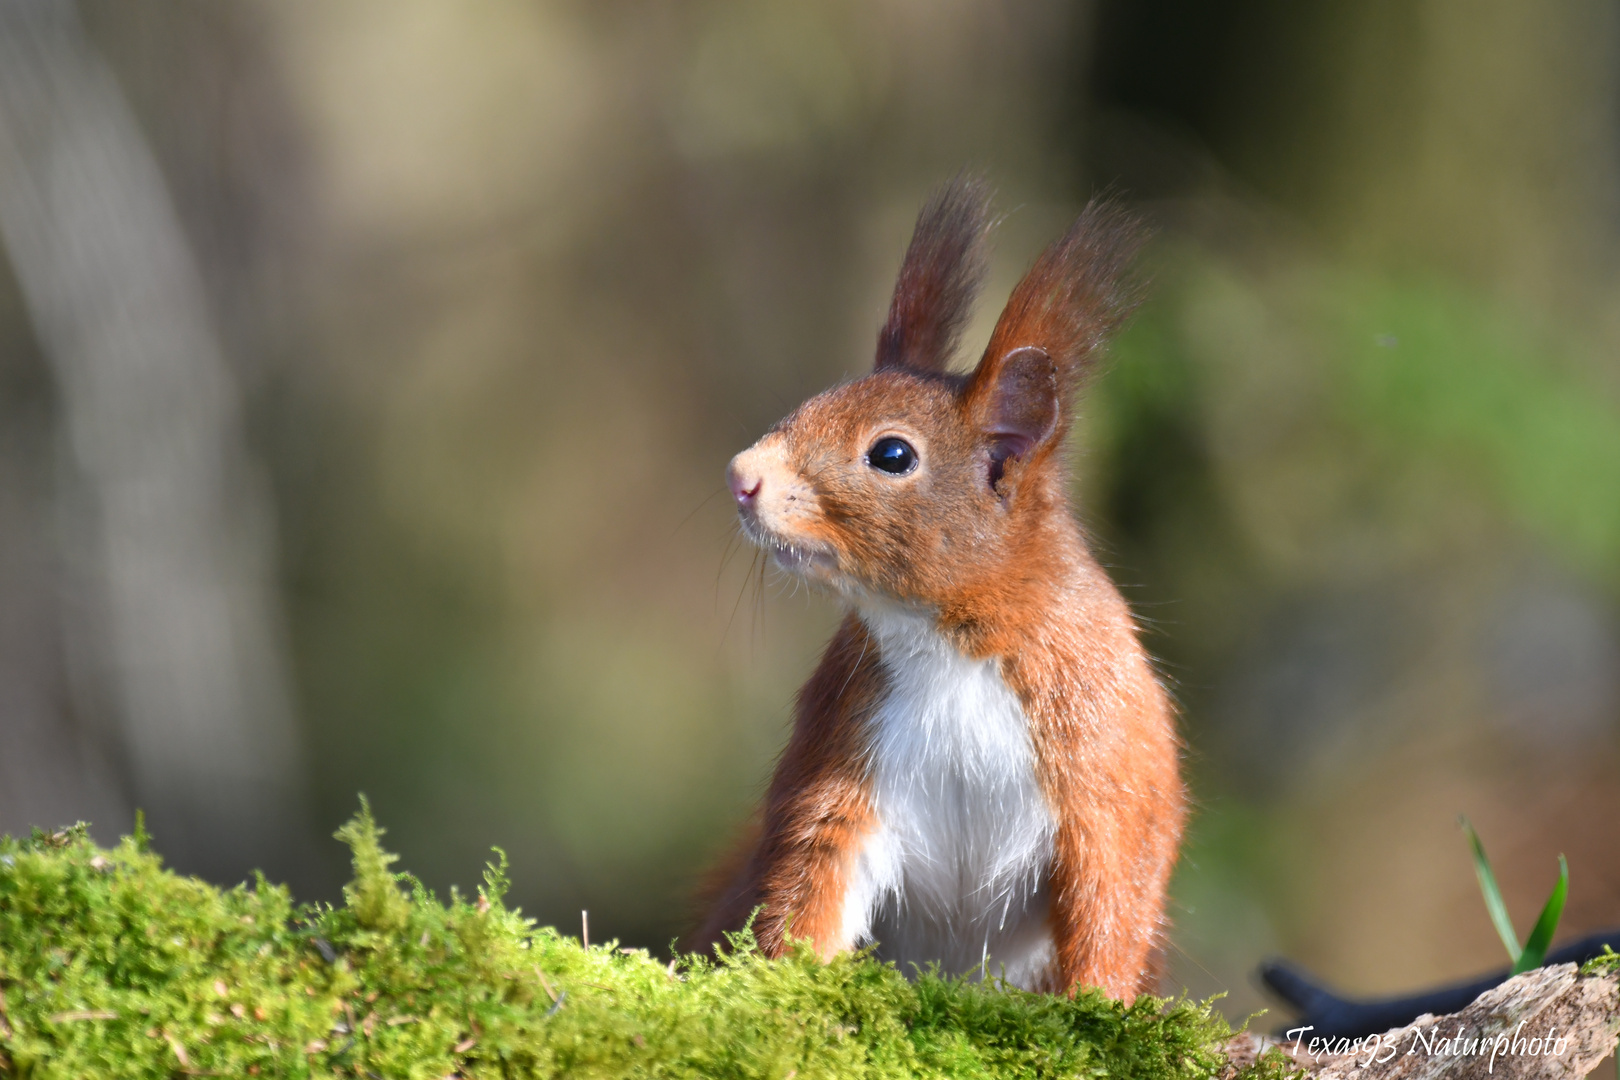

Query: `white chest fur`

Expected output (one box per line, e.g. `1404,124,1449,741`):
840,606,1057,990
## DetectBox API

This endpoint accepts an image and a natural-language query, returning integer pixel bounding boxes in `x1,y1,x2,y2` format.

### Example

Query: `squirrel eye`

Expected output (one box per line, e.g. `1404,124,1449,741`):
866,436,918,476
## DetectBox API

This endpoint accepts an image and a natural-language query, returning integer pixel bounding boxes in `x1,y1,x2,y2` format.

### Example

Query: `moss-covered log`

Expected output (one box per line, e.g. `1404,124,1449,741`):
0,804,1294,1079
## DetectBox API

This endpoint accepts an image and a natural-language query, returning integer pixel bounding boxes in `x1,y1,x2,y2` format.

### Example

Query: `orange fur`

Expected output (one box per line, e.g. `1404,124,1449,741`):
694,615,884,957
698,179,1185,1000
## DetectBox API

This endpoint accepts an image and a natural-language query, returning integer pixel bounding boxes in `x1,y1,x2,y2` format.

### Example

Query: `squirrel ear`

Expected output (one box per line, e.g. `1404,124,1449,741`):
976,198,1145,400
964,346,1059,488
874,176,992,374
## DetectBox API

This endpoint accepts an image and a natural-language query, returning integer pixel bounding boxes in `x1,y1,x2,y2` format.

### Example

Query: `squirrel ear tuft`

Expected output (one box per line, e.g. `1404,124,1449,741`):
964,346,1059,487
874,175,993,374
976,198,1145,404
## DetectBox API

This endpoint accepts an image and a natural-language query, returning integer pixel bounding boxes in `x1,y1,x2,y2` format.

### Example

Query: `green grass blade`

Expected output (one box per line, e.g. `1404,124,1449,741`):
1461,816,1523,964
1513,854,1569,975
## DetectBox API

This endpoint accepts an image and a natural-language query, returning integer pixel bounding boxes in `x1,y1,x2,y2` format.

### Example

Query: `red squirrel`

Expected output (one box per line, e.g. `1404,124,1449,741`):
696,177,1185,1000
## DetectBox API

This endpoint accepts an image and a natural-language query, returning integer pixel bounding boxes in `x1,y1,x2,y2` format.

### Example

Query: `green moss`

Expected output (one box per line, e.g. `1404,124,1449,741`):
0,810,1275,1079
1580,946,1620,978
333,797,412,936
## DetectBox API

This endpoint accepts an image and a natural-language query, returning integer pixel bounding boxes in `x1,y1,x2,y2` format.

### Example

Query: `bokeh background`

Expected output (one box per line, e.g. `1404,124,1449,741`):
2,0,1618,1026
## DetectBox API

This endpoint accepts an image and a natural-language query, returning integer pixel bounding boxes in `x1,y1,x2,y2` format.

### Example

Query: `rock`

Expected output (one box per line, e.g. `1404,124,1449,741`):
1227,963,1620,1080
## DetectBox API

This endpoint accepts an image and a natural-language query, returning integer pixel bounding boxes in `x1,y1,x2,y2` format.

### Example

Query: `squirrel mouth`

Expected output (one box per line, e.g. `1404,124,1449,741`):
739,521,838,577
768,540,836,575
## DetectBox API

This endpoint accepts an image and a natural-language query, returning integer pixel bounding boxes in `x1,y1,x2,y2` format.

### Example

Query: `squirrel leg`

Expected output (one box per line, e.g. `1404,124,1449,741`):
750,795,878,959
692,783,876,961
1047,834,1167,1001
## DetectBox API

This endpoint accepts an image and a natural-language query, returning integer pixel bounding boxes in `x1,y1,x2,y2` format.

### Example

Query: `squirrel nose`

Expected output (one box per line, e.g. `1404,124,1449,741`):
727,458,763,506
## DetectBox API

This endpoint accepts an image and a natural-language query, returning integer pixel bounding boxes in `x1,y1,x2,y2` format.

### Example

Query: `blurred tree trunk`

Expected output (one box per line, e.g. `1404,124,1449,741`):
0,0,308,878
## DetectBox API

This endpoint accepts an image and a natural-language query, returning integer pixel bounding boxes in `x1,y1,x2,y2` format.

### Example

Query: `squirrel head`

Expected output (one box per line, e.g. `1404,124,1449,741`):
727,177,1144,611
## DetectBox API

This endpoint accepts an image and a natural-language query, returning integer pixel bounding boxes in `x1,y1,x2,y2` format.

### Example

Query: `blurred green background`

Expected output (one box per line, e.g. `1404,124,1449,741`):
0,0,1617,1026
